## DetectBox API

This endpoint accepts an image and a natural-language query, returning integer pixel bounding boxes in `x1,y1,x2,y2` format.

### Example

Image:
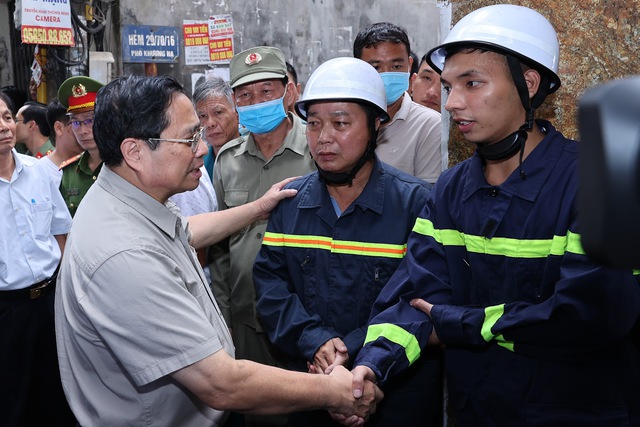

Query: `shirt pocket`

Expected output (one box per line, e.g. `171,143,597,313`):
224,189,249,208
31,200,53,240
361,258,401,322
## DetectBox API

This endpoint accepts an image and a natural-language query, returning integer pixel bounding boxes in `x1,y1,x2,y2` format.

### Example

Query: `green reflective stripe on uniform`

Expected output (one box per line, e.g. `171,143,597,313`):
481,304,505,342
413,218,435,239
262,232,407,258
632,269,640,276
364,323,421,365
480,305,516,352
566,231,586,255
495,334,515,352
413,218,585,258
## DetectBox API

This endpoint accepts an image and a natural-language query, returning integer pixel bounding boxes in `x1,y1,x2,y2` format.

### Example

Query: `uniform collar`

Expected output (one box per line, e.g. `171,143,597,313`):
298,156,386,216
238,113,307,159
97,166,181,239
462,120,563,203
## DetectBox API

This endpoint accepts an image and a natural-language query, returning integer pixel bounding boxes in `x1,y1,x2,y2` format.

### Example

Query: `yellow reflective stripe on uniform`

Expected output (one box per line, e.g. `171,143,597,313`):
262,232,407,258
632,270,640,276
412,218,585,257
262,233,332,249
364,324,421,365
481,304,515,352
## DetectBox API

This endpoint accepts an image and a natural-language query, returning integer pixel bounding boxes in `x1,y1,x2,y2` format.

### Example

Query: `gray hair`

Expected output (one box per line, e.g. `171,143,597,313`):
193,77,234,108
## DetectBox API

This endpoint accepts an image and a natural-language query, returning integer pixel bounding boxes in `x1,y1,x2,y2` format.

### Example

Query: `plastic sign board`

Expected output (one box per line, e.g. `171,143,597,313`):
207,15,234,63
183,16,234,65
122,25,179,63
183,21,210,65
21,0,74,46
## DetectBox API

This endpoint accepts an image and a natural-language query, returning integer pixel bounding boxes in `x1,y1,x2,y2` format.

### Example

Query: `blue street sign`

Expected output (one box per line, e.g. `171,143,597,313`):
122,25,180,63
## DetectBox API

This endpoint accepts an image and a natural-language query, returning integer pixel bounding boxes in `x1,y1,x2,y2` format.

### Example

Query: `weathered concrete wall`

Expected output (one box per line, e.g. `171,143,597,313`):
4,0,638,170
446,0,640,166
0,4,14,85
115,0,442,93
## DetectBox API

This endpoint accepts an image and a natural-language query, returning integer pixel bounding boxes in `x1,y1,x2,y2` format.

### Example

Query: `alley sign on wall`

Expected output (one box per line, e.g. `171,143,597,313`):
122,25,180,63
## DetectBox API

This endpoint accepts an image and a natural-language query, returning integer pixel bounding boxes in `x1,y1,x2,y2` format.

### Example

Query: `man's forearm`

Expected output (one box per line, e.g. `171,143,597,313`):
188,201,262,249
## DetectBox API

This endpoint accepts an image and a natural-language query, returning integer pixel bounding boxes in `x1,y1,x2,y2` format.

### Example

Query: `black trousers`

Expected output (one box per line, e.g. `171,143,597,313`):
0,284,76,427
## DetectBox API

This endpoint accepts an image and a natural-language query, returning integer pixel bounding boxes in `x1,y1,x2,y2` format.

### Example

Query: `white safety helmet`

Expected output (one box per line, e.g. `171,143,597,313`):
427,4,561,93
295,57,390,123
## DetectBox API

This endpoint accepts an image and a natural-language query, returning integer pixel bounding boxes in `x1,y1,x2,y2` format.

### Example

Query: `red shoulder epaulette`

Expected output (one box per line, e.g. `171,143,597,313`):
35,149,54,159
59,154,82,170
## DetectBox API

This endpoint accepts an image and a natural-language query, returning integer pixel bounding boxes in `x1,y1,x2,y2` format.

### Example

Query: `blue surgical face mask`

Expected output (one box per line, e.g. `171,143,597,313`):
236,91,288,134
380,72,410,104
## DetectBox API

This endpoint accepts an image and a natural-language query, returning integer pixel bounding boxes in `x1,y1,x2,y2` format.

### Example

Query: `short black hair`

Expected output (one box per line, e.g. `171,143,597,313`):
46,99,68,144
0,92,16,115
93,75,186,167
0,86,27,115
353,22,411,59
410,51,419,75
20,102,51,137
286,61,298,85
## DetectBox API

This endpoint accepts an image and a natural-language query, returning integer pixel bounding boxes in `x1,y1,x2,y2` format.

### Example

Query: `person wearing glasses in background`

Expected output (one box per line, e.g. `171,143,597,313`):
55,74,382,426
14,101,53,158
58,76,104,217
39,99,84,186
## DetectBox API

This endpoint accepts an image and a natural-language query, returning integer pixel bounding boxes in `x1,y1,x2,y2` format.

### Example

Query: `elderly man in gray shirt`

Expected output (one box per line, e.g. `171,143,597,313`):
55,75,381,427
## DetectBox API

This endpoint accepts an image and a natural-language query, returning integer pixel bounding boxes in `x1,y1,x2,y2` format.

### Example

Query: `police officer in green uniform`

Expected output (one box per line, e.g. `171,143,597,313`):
15,101,54,158
58,76,104,217
34,138,55,159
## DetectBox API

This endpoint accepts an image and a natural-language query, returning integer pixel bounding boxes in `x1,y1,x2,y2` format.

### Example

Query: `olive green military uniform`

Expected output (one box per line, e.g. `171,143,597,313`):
31,139,54,159
59,152,102,217
56,75,105,218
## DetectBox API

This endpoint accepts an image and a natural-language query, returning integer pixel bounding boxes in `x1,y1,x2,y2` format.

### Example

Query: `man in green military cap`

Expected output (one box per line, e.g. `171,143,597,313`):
211,46,315,426
58,76,104,216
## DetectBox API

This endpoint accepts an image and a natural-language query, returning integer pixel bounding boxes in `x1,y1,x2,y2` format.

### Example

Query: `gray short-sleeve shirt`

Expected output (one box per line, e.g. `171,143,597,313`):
56,166,234,427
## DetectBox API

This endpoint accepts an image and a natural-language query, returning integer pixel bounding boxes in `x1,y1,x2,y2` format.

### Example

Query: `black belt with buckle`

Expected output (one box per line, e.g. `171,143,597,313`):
0,271,58,301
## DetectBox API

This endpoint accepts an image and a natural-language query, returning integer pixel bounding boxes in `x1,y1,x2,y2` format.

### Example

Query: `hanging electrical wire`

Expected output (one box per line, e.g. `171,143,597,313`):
69,0,116,29
46,0,116,85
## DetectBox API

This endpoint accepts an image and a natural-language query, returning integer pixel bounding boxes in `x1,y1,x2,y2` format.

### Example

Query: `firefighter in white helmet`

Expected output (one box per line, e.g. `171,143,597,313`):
353,4,640,426
254,57,441,427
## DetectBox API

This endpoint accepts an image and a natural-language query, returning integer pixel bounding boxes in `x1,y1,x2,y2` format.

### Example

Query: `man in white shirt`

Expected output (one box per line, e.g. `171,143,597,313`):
0,92,75,426
354,22,443,184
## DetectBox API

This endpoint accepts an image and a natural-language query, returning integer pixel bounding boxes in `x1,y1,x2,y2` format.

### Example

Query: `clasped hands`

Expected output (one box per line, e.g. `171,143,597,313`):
308,337,382,426
309,298,438,426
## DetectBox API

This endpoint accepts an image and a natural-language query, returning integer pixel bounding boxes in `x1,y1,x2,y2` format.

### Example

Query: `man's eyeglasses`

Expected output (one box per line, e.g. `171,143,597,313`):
147,127,204,153
70,118,94,129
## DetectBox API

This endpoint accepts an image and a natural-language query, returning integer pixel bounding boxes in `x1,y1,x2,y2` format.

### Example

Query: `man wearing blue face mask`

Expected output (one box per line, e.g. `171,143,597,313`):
355,22,443,184
210,45,316,427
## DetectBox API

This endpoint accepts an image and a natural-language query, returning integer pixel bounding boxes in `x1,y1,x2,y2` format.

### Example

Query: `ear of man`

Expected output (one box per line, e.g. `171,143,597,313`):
523,68,542,101
284,80,297,106
120,138,144,170
55,121,66,137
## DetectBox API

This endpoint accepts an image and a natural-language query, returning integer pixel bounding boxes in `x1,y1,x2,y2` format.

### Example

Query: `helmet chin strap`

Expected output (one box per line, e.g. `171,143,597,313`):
317,120,379,186
475,55,549,180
